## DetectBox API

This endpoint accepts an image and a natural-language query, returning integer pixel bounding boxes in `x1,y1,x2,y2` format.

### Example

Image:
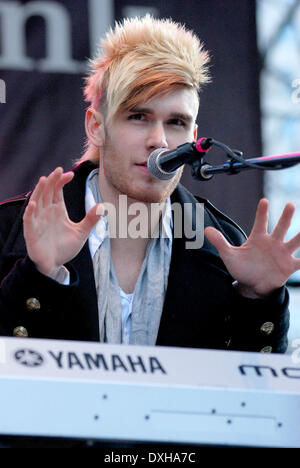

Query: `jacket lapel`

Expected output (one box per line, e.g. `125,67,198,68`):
156,184,232,346
63,162,100,341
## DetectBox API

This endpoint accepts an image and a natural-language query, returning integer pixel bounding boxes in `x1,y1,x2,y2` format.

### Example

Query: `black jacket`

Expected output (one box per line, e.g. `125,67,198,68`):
0,161,289,352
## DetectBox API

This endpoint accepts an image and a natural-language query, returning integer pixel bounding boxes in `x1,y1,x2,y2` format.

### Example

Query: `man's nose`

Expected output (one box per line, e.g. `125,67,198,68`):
147,123,168,150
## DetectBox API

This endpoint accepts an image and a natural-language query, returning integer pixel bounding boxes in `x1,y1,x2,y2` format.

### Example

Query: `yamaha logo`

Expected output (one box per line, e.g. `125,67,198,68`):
14,349,44,367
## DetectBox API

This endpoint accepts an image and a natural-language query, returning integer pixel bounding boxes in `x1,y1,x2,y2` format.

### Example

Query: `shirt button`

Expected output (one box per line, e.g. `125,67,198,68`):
260,322,274,335
26,297,41,311
260,346,272,353
13,326,28,337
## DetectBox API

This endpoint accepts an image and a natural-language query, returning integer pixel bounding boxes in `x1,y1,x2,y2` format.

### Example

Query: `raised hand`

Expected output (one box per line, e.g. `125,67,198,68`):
23,167,104,279
205,198,300,298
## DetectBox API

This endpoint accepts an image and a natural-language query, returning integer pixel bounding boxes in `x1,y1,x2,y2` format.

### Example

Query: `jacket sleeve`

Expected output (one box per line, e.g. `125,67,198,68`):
0,198,79,338
227,284,289,353
0,256,80,338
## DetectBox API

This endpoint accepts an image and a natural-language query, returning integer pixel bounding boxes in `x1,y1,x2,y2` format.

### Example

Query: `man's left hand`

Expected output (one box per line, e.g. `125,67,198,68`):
204,198,300,299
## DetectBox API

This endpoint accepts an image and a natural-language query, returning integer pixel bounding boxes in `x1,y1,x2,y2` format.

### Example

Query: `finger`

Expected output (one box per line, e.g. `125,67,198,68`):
42,167,63,207
23,200,37,222
292,257,300,273
78,204,105,237
205,226,232,255
30,176,47,212
285,231,300,253
23,201,37,240
271,203,295,241
53,171,74,204
249,198,269,237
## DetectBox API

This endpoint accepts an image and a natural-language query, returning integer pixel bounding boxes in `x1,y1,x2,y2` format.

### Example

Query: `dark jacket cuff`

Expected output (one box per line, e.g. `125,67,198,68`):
228,285,290,353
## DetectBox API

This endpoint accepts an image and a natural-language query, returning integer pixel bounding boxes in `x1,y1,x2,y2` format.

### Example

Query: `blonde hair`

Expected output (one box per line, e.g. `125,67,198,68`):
80,14,211,163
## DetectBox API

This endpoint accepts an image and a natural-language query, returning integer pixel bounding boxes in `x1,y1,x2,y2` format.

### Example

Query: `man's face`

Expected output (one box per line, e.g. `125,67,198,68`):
99,87,199,203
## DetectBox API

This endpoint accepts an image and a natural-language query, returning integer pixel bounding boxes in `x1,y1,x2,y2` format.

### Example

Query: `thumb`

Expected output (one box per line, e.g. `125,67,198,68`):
78,203,105,236
204,226,231,255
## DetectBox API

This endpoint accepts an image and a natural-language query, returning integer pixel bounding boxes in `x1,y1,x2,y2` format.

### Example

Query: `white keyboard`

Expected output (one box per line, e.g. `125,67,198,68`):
0,337,299,447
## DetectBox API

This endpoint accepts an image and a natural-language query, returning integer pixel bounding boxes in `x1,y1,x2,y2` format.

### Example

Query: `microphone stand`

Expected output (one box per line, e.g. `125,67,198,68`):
189,138,300,288
190,138,300,181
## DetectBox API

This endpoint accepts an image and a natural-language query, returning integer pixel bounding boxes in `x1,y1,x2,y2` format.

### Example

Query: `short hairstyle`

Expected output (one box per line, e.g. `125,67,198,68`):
81,14,211,163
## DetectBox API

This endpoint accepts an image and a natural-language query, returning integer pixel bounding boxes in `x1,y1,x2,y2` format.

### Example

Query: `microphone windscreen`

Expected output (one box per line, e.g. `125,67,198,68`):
147,148,178,180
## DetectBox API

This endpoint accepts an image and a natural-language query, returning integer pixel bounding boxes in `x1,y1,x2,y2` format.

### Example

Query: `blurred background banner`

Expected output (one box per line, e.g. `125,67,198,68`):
0,0,262,234
0,0,111,201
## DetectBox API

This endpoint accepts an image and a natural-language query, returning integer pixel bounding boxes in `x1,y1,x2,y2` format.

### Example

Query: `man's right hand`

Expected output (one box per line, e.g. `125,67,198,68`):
23,167,104,280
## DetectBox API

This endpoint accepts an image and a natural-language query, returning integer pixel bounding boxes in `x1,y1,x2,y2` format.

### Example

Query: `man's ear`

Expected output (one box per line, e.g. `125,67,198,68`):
193,123,198,141
85,107,105,147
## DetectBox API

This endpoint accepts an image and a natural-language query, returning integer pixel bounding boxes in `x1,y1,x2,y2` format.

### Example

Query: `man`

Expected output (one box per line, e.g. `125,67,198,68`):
0,15,297,352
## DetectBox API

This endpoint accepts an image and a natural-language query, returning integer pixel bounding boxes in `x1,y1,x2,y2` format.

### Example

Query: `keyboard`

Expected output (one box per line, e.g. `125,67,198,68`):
0,336,299,447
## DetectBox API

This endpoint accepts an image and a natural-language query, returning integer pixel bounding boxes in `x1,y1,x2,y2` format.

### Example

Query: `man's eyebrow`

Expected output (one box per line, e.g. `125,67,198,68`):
129,107,154,114
169,112,194,123
129,107,194,122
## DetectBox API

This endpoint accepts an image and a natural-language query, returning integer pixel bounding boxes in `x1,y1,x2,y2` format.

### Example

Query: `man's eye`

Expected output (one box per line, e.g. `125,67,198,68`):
128,113,145,121
168,119,186,127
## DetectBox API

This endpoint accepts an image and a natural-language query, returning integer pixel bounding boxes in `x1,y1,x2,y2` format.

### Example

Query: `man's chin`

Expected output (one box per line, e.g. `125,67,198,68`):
116,172,182,204
127,179,181,203
125,190,169,204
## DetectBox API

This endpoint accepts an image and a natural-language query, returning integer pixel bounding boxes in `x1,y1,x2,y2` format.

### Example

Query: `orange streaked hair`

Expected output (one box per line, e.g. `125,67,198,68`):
80,14,211,163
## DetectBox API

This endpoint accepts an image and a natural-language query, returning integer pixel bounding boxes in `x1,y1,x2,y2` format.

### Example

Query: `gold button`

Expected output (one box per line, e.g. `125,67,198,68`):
26,297,40,311
260,346,272,353
260,322,274,335
13,326,28,337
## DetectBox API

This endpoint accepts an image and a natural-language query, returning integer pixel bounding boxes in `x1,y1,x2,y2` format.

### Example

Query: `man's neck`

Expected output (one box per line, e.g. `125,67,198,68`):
96,169,169,293
97,172,167,248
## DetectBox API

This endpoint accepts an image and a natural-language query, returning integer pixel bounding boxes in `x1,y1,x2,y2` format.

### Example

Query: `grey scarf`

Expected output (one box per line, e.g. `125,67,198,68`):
88,169,172,345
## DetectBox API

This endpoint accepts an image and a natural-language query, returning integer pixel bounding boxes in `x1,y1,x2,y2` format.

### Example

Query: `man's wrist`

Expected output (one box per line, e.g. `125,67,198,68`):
232,280,267,299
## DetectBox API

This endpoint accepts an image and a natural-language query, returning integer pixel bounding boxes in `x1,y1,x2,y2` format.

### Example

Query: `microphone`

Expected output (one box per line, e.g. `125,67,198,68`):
147,137,212,180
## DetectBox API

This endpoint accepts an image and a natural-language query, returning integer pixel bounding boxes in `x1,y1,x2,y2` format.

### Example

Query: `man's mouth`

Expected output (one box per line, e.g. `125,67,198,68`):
135,161,150,174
